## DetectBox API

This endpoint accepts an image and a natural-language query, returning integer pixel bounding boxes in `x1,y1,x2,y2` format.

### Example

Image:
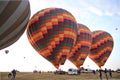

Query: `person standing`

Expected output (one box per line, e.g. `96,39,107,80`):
11,69,16,80
109,69,112,78
93,70,96,75
99,69,102,80
104,68,108,80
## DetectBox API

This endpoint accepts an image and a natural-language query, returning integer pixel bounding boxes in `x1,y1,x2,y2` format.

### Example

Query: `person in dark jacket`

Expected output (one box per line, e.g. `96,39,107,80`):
104,68,108,80
99,69,102,80
11,69,16,80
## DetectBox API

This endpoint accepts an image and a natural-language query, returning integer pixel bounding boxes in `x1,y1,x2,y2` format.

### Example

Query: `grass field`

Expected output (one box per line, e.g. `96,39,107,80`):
0,72,120,80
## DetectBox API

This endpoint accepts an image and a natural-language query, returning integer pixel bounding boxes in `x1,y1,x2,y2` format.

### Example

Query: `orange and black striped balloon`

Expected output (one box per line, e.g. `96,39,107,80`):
89,30,114,68
0,0,31,50
27,8,77,69
68,23,92,69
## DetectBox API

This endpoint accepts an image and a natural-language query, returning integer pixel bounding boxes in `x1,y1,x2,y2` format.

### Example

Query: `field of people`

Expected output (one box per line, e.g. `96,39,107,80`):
0,71,120,80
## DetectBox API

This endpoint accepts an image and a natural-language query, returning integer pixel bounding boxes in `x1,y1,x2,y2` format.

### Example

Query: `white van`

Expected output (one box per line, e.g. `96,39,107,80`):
68,68,79,75
81,68,93,73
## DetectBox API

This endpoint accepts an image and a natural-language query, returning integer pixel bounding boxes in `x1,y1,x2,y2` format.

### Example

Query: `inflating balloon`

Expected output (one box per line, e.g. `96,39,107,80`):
68,23,92,69
27,8,77,68
0,0,31,50
88,30,114,68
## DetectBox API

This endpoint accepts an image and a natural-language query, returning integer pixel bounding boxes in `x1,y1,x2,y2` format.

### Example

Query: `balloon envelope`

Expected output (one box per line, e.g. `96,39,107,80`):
68,23,92,69
0,0,31,50
27,8,77,68
89,30,114,68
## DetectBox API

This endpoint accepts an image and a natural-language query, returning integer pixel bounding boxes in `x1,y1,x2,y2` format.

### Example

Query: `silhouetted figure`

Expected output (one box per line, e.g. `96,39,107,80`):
99,69,102,80
11,69,16,80
104,68,108,80
93,70,96,75
78,69,81,75
109,69,112,78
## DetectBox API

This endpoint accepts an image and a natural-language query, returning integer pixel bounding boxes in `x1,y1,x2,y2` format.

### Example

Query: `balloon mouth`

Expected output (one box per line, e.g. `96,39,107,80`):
53,63,59,69
56,66,59,69
76,66,80,69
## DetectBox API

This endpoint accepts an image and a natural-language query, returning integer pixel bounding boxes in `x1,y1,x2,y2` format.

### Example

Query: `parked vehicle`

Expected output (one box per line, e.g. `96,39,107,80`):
116,69,120,73
80,68,93,73
54,69,66,74
68,68,79,75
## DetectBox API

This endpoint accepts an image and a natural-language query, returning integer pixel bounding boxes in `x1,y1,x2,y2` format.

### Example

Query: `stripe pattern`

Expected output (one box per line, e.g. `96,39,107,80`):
0,0,31,50
27,8,77,68
88,30,114,67
68,23,92,69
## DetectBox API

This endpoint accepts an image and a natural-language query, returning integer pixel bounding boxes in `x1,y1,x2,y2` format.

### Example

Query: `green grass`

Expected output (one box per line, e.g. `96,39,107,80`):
0,72,120,80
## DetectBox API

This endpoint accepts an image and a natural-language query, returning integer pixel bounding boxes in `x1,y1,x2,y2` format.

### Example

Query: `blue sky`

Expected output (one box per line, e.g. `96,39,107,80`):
0,0,120,72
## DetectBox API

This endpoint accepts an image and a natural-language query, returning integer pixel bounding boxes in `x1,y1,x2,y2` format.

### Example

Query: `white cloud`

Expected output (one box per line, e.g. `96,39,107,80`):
29,0,66,17
105,11,114,16
66,7,91,21
77,1,103,16
104,10,120,16
88,6,103,16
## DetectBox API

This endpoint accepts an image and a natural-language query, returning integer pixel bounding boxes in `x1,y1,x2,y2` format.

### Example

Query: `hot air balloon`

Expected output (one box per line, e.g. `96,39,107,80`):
0,0,31,50
27,8,77,69
68,23,92,69
88,30,114,68
5,50,9,54
115,28,118,30
23,56,26,59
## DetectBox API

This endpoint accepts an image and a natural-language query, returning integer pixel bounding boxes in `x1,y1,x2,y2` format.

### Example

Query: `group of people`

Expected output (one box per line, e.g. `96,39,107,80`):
7,68,112,80
8,69,16,80
99,68,112,80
